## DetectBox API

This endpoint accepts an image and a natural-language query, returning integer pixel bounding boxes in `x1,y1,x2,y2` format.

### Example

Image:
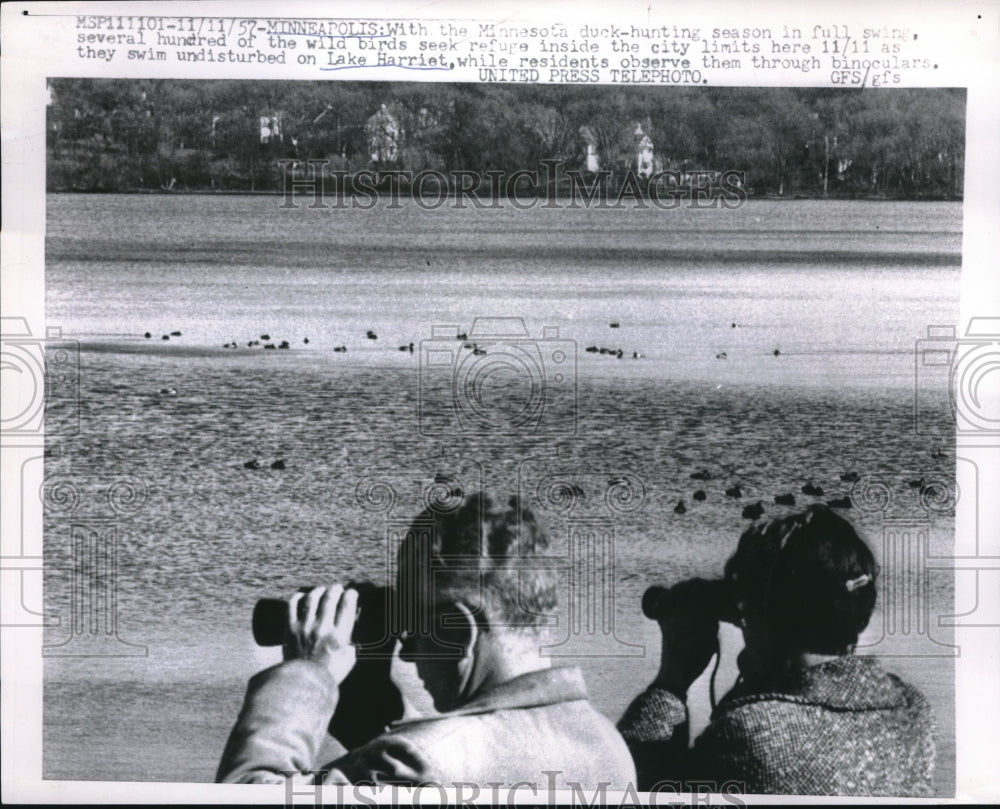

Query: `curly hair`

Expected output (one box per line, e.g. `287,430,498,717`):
723,504,879,655
395,490,559,633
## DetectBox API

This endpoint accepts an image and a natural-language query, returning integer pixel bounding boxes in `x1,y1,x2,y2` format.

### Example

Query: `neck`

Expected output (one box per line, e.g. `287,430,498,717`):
467,629,551,697
798,650,845,669
738,645,845,690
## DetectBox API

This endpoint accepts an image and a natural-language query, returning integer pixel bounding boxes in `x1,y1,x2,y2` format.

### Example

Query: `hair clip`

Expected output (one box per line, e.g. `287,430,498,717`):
845,573,871,592
778,526,797,549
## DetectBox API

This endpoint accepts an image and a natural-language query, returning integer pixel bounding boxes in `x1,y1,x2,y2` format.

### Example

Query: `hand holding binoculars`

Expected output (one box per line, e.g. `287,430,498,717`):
252,581,394,648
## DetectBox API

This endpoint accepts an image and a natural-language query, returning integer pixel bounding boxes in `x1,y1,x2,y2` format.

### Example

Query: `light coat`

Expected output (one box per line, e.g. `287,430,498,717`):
218,661,636,790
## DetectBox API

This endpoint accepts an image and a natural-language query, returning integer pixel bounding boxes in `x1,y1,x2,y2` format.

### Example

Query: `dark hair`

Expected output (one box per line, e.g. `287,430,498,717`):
396,490,558,632
724,504,879,655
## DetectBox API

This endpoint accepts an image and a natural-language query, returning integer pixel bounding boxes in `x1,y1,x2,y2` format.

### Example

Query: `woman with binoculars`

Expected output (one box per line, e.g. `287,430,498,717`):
618,504,935,797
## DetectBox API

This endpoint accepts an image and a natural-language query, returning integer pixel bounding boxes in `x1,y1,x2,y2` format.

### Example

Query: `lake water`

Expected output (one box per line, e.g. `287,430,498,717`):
43,194,960,792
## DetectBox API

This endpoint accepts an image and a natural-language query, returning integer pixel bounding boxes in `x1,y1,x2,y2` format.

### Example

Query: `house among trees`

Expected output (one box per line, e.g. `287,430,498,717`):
42,80,965,198
579,126,600,172
578,121,660,178
633,124,656,178
259,114,282,145
366,104,400,166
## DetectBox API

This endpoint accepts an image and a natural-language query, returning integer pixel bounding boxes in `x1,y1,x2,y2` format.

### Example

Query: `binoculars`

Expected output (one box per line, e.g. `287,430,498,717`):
642,578,741,626
252,581,394,647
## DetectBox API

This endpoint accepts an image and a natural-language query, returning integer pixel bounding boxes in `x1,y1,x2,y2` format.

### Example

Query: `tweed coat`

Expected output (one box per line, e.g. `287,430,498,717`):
217,660,636,790
618,655,935,796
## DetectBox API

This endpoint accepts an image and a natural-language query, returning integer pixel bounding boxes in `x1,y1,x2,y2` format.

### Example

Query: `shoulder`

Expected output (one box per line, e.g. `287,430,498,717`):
882,671,937,756
331,698,634,787
710,693,806,731
697,665,937,795
326,709,522,785
699,697,803,757
395,696,632,759
885,671,934,716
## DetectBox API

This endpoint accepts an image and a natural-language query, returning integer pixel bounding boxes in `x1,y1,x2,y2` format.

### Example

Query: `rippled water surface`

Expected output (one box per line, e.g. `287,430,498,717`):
43,195,960,791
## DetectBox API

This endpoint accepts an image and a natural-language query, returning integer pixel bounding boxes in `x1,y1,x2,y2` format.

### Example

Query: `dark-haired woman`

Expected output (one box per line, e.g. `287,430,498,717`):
619,504,935,796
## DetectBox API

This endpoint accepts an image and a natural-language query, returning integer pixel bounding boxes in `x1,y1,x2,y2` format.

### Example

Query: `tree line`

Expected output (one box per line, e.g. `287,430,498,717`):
46,79,965,198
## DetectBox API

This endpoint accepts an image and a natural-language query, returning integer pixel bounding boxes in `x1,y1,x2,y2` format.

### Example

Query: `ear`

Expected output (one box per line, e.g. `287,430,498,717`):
441,600,479,657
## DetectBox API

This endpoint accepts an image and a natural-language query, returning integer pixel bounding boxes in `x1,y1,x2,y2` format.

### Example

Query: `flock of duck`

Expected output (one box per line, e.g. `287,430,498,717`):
586,320,780,362
145,320,785,362
147,328,418,356
243,458,286,470
585,346,646,360
449,333,486,355
148,320,948,517
672,469,856,519
672,468,945,519
147,327,534,359
146,330,308,351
